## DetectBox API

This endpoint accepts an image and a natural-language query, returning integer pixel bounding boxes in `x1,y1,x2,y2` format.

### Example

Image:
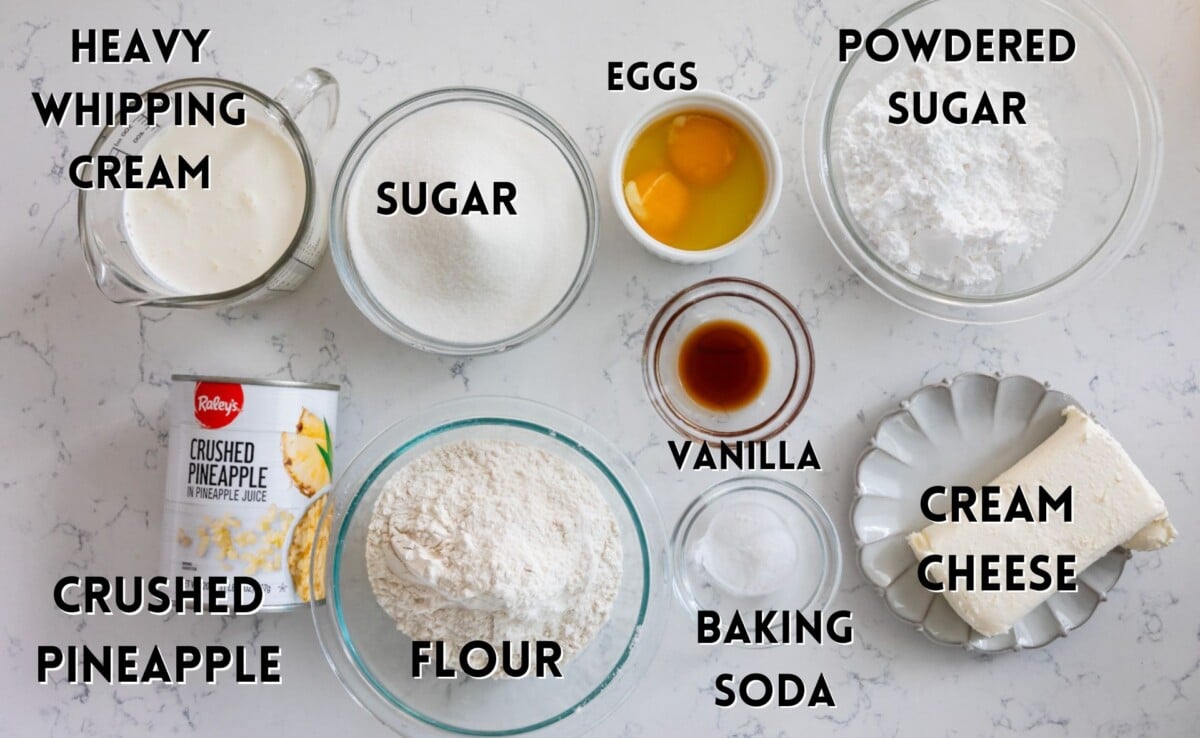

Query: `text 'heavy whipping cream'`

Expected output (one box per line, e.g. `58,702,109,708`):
162,375,338,610
123,117,306,294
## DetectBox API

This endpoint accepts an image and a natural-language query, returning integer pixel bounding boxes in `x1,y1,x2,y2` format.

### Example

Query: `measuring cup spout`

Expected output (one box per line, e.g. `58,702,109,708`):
274,68,339,153
78,73,338,307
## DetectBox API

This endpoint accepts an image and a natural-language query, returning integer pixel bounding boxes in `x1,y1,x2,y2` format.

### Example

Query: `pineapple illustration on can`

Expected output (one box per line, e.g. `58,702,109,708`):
162,375,339,610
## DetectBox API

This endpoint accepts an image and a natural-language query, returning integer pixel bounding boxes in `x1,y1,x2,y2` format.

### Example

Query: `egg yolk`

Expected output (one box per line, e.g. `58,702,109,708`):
666,114,739,186
624,169,689,241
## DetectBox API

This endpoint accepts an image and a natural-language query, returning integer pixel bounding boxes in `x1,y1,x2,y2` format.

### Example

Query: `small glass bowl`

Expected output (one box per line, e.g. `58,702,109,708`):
642,278,814,442
671,477,842,647
311,396,668,737
802,0,1163,323
329,87,599,355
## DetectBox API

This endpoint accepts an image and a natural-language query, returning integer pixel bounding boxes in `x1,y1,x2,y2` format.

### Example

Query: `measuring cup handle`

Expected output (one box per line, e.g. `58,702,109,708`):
274,68,339,152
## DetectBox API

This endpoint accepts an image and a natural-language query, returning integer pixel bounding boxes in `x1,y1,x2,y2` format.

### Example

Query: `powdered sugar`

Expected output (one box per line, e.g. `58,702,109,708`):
365,439,622,667
834,65,1065,287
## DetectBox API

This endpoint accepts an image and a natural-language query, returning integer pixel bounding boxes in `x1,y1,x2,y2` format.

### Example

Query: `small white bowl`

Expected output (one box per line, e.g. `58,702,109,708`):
610,91,783,264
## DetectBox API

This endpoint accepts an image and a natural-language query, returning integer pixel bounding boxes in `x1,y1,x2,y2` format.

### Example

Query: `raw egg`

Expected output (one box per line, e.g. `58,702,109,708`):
622,109,766,252
667,114,738,186
624,169,690,241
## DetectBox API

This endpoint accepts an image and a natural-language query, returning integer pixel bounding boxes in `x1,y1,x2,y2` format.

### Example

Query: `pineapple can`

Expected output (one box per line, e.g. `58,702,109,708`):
163,375,339,611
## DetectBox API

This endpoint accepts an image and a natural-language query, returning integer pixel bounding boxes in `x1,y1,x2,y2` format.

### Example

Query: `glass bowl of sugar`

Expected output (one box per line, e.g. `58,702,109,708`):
803,0,1162,323
330,88,599,354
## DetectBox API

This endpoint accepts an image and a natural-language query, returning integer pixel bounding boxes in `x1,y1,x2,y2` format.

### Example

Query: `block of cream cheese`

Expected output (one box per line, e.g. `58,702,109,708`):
907,406,1175,637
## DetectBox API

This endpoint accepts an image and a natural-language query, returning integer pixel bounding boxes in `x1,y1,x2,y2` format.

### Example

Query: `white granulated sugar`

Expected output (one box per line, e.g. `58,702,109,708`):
365,439,622,668
347,104,586,343
834,65,1066,287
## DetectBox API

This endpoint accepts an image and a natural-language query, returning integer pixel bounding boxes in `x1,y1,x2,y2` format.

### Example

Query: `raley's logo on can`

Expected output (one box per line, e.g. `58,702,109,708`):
166,375,340,610
193,381,244,429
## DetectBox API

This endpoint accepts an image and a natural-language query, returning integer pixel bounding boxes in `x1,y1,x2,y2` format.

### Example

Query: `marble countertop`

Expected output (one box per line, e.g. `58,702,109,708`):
2,0,1197,735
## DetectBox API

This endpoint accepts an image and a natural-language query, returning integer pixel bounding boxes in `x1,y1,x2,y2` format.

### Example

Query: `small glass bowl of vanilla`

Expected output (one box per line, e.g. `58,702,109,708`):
642,277,814,442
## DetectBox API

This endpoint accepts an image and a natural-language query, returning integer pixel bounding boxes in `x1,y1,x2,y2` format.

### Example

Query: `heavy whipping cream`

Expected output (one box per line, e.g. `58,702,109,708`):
124,117,306,294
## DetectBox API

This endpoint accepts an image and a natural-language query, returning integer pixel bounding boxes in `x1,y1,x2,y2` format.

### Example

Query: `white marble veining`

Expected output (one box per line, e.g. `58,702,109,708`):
1,0,1197,735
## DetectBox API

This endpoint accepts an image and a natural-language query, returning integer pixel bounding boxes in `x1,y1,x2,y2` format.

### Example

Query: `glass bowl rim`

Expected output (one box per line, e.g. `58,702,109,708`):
668,475,844,648
642,277,815,441
78,76,320,307
328,86,599,355
801,0,1164,323
311,395,668,736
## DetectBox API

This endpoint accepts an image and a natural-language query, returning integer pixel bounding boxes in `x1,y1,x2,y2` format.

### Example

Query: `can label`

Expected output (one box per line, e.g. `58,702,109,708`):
163,377,338,609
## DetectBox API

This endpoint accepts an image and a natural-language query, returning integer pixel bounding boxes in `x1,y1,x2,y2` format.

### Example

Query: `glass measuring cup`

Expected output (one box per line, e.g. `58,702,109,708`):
78,69,338,307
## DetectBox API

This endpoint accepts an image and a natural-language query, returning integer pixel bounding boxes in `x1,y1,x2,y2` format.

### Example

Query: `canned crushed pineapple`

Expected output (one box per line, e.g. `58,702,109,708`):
162,375,338,611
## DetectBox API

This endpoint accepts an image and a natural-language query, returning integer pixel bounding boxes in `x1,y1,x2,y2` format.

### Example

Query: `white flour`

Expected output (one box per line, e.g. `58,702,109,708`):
834,65,1065,286
365,439,622,667
347,104,586,344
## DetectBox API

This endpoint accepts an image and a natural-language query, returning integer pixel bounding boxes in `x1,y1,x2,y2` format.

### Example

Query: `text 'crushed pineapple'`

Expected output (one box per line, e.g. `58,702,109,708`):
163,377,338,609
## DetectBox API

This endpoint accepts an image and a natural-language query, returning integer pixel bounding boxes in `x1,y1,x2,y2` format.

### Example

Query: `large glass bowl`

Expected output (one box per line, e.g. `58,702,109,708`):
329,88,599,354
311,396,668,737
803,0,1162,323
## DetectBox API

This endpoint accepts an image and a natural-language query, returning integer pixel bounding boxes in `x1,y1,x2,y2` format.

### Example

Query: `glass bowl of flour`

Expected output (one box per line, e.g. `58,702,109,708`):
311,396,668,736
803,0,1162,323
330,88,598,354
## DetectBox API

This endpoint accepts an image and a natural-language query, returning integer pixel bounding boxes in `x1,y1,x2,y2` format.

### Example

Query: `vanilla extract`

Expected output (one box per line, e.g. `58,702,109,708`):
668,439,820,471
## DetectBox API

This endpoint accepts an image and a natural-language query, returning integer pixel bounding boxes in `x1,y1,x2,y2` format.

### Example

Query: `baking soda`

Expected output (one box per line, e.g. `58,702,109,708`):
693,502,797,598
